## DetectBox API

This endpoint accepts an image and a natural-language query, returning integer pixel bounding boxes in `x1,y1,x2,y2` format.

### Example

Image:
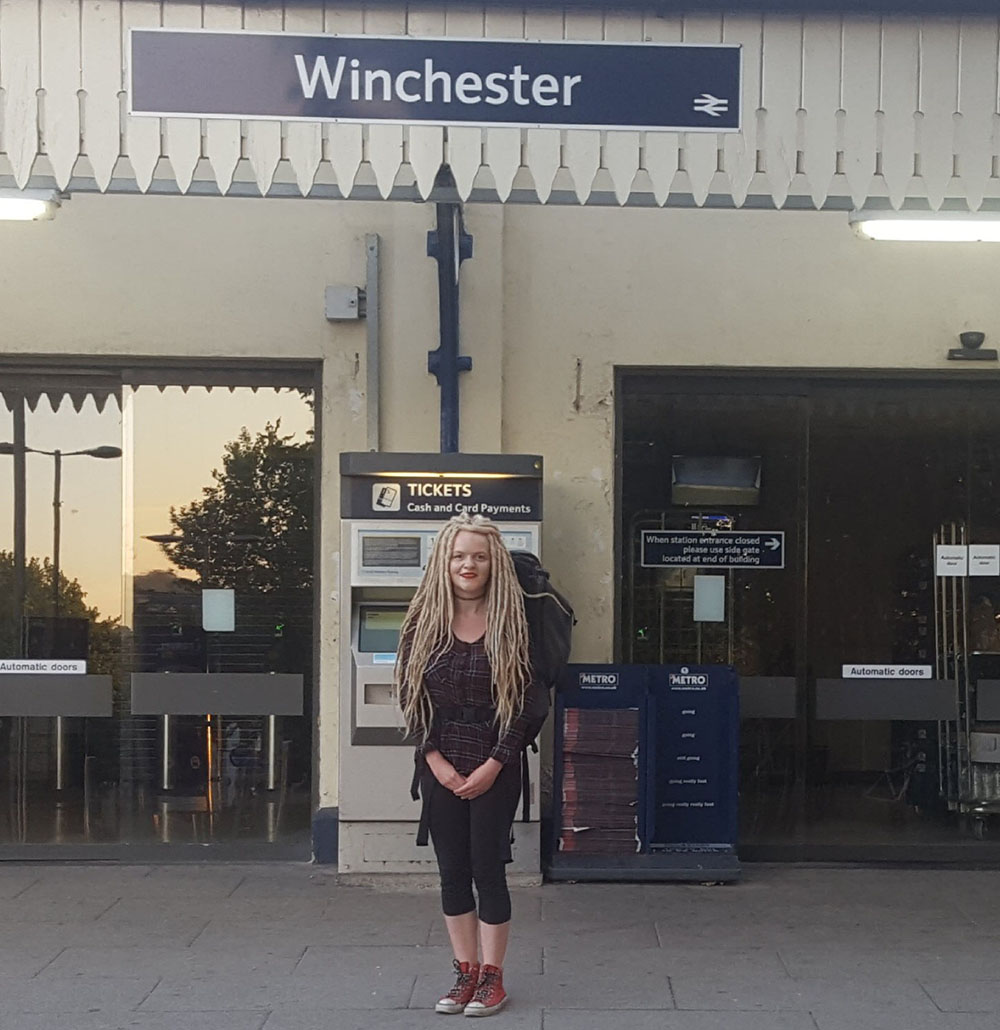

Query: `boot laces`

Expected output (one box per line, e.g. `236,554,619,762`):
447,960,477,999
472,967,501,1004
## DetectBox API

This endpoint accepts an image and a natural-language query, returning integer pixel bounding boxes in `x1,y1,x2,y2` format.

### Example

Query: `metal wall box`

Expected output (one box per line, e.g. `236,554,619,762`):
325,285,364,321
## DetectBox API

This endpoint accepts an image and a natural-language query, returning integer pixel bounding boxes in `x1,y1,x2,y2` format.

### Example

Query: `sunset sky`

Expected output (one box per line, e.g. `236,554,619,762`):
0,386,314,623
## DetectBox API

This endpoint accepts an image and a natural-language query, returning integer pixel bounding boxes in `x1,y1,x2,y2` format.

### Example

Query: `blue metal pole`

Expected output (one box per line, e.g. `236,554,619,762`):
427,170,472,453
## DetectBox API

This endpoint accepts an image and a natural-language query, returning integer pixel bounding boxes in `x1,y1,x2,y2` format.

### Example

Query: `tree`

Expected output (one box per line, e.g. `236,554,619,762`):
158,422,314,595
0,551,120,676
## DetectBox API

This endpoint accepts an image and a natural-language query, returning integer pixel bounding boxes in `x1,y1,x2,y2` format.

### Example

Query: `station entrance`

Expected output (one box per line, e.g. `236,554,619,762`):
620,371,1000,860
0,365,317,856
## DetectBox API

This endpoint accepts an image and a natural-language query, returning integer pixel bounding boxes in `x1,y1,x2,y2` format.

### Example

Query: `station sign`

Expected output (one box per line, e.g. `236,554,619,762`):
640,529,784,569
129,30,741,133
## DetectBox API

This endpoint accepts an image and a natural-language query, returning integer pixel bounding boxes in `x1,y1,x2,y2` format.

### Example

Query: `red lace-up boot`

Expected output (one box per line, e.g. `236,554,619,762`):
463,964,507,1017
435,959,481,1014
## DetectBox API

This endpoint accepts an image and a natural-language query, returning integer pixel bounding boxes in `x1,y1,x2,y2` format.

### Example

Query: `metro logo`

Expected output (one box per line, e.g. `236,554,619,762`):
669,666,709,686
579,672,619,689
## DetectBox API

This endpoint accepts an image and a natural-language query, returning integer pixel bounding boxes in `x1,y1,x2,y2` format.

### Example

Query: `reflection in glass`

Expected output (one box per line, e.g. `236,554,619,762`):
621,379,1000,857
0,379,315,848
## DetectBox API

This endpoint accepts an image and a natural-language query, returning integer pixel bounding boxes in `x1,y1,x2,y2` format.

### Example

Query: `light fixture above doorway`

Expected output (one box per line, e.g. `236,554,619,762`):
0,188,63,221
948,331,997,362
850,208,1000,242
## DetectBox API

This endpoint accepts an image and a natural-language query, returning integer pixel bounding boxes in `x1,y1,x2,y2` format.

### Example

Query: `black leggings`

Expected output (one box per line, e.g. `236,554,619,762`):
427,759,522,926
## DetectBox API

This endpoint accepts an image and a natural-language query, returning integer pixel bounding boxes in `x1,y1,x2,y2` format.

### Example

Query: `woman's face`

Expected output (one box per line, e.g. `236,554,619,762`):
449,529,492,600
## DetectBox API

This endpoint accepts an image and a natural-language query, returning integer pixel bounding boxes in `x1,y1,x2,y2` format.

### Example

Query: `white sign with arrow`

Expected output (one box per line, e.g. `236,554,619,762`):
641,530,785,569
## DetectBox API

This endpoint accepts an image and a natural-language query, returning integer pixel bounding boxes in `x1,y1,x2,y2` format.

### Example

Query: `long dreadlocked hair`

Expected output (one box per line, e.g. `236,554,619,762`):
396,512,532,744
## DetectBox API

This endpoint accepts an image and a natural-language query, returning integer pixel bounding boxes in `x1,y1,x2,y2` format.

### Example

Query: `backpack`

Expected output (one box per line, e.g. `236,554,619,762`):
511,550,576,741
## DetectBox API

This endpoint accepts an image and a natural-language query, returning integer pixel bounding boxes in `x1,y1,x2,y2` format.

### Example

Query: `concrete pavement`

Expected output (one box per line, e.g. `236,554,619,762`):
1,862,999,1029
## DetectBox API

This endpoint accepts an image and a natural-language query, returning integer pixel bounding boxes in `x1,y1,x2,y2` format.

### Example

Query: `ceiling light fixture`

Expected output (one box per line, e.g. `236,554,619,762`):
850,209,1000,242
0,188,63,221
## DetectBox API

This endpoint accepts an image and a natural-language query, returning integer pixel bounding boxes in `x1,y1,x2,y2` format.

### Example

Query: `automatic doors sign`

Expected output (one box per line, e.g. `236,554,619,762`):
935,544,969,577
641,530,785,569
0,660,86,674
129,30,742,132
842,664,932,679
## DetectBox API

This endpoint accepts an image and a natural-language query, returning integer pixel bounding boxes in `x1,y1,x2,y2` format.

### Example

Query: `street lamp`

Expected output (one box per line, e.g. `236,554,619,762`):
0,440,122,793
0,443,123,618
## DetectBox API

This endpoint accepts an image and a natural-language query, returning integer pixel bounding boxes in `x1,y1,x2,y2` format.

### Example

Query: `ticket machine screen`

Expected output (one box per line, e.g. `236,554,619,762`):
362,535,422,568
358,606,407,653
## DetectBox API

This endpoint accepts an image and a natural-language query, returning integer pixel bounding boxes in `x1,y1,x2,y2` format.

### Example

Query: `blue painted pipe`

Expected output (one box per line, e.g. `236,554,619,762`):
427,178,473,453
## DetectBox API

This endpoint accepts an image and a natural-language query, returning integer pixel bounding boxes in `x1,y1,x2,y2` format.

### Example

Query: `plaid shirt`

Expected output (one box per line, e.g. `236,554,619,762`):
420,636,533,775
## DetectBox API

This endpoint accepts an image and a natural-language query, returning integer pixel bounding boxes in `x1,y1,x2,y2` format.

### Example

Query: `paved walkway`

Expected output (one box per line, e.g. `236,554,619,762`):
0,862,998,1028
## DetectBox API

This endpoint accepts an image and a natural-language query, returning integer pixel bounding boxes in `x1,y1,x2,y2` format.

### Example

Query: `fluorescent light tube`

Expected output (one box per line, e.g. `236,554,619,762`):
0,189,62,221
852,213,1000,242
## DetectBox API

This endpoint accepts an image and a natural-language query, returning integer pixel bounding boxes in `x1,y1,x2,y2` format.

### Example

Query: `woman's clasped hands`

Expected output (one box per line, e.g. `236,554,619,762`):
426,751,502,800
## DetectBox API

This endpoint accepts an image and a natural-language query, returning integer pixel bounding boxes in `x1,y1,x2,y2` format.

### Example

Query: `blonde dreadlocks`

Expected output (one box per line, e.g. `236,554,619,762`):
396,512,532,745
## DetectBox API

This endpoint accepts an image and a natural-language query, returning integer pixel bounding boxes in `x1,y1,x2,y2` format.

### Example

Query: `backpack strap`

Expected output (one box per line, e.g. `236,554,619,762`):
521,746,531,823
410,748,424,802
411,749,432,847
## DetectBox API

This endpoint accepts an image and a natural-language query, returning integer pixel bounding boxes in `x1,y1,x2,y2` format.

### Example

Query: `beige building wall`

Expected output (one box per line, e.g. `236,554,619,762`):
3,193,1000,807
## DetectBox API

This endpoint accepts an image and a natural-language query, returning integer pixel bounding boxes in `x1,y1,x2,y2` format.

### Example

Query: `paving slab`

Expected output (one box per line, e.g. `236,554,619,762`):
549,944,790,979
15,867,156,897
0,946,65,978
0,862,998,1029
433,918,660,951
543,1013,817,1030
781,944,1000,981
0,1013,267,1030
192,917,436,949
2,915,210,949
261,1010,541,1030
140,971,414,1012
919,979,1000,1012
813,1015,1000,1030
422,968,676,1011
0,872,40,899
39,945,305,979
672,973,940,1014
293,944,543,979
0,975,159,1014
0,897,118,923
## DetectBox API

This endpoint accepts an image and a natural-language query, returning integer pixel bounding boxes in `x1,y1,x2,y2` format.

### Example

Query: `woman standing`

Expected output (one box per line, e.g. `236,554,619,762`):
396,512,544,1017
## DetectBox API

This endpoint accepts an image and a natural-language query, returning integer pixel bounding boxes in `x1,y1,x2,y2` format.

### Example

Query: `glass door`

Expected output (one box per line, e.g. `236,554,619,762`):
0,368,316,850
622,387,806,848
621,373,1000,859
804,386,968,852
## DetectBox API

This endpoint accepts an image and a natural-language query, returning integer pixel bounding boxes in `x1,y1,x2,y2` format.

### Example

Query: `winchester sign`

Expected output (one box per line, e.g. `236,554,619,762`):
129,30,741,133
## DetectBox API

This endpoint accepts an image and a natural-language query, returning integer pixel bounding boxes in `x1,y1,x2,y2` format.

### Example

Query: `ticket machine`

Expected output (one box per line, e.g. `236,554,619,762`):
338,452,543,875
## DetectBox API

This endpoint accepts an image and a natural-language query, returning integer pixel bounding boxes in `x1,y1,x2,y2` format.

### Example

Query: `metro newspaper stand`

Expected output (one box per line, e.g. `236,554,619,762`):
550,664,740,882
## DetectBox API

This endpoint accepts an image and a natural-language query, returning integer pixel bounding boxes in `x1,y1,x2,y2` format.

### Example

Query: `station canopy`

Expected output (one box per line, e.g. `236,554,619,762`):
1,1,998,212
